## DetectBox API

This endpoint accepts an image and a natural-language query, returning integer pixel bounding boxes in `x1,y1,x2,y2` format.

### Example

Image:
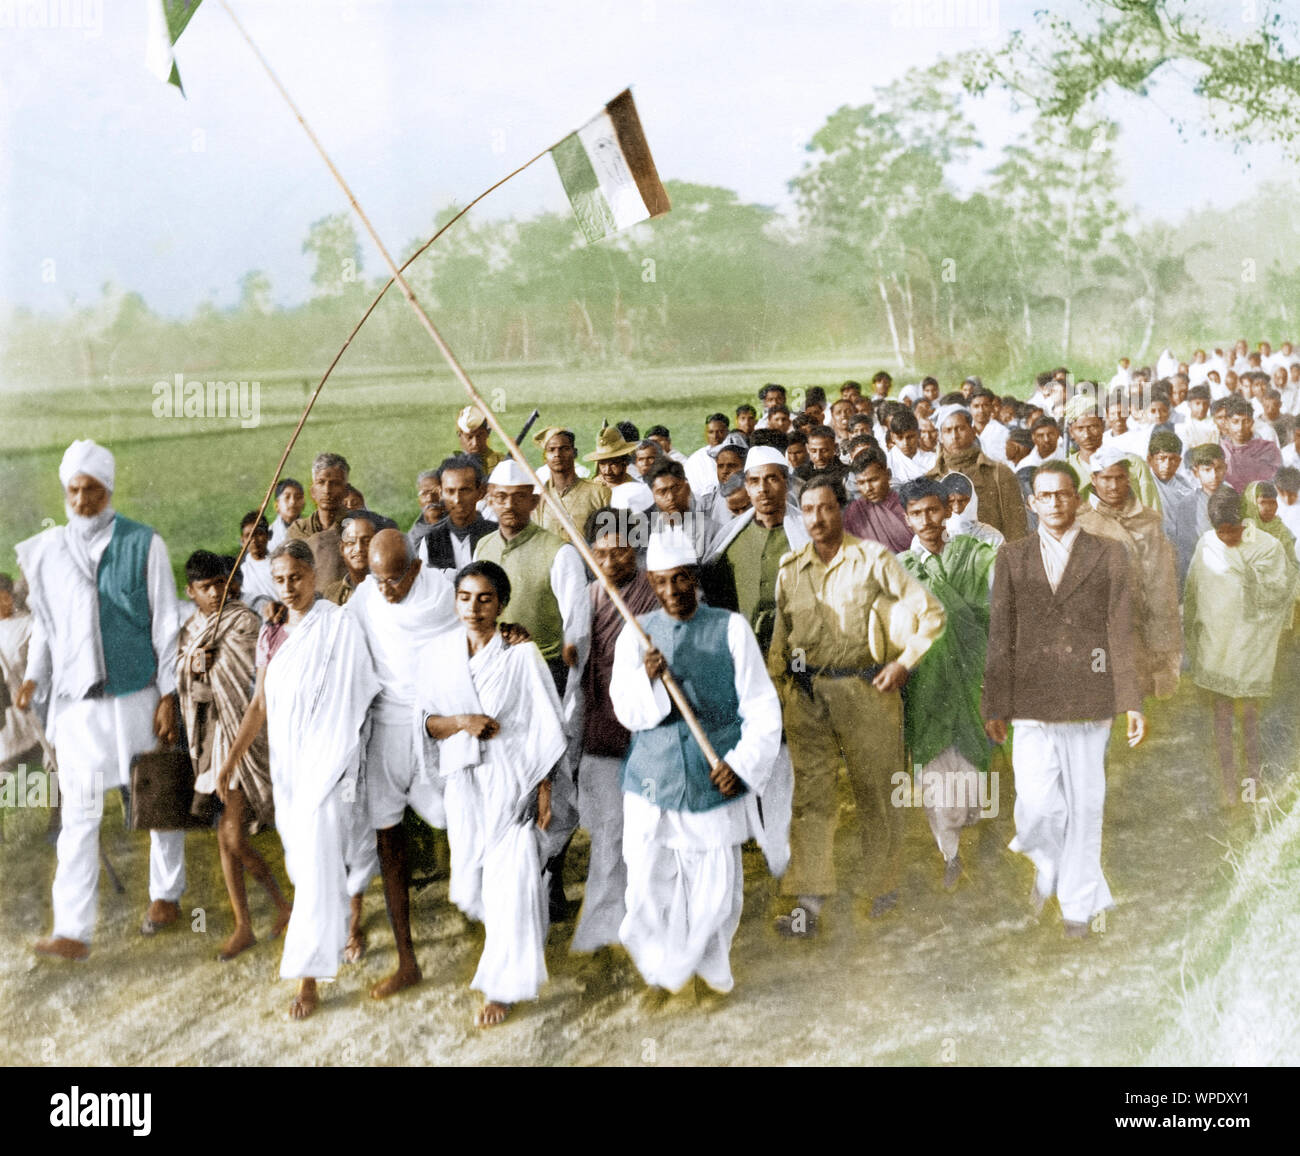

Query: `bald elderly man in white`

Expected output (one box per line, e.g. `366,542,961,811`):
16,440,184,960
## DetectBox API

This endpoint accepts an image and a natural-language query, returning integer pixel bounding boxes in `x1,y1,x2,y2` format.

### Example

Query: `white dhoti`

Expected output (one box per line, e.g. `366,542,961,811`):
619,791,746,994
444,767,547,1003
48,687,186,944
278,775,352,980
571,753,626,953
1008,718,1114,924
363,714,445,831
264,600,380,981
343,758,379,900
919,745,983,862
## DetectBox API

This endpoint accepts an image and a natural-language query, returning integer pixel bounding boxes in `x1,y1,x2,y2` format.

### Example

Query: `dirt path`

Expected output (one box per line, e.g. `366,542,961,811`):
3,660,1295,1067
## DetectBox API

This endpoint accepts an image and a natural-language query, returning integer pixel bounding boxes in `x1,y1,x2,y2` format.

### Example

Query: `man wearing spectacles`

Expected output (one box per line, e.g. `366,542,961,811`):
982,461,1145,941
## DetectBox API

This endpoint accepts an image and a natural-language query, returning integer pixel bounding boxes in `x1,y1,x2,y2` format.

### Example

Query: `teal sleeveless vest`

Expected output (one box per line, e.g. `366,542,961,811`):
621,606,745,814
97,515,157,697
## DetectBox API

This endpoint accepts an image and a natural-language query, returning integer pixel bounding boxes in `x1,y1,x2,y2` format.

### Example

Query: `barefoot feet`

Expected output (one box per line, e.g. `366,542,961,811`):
218,926,256,962
344,928,367,965
370,964,421,1000
34,936,89,961
475,1000,511,1028
289,979,319,1020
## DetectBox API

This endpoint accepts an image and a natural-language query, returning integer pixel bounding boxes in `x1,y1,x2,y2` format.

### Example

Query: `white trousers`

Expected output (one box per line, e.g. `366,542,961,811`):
49,690,186,944
920,746,983,862
571,754,626,953
619,793,745,994
1009,719,1115,924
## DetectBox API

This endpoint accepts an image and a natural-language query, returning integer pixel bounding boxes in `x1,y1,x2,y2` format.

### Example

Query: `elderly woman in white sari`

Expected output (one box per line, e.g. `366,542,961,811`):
219,539,379,1020
416,560,567,1029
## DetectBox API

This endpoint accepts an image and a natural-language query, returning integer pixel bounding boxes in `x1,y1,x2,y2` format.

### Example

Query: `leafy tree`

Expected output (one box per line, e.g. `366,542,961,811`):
988,115,1127,358
964,1,1300,155
303,212,363,297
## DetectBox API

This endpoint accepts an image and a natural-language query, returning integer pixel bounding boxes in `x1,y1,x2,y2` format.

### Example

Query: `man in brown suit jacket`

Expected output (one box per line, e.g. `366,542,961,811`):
982,461,1145,939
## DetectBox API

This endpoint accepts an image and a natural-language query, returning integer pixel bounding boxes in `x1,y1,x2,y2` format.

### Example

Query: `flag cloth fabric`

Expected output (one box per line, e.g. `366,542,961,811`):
551,89,671,243
146,0,204,94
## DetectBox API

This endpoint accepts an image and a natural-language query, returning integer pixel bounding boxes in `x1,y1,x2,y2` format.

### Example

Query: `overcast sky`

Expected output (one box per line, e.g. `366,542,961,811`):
0,0,1292,316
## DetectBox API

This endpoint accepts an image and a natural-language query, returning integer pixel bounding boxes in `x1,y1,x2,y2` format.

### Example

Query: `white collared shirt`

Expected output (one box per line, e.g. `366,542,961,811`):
1037,522,1082,593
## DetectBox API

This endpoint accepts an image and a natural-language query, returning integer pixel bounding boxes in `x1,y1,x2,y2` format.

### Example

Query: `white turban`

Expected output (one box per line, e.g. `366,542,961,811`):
646,527,697,572
743,446,790,475
59,439,115,492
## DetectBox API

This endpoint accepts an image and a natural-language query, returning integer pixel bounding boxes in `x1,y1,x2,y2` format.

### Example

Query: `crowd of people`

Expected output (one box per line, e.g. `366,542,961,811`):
4,338,1299,1027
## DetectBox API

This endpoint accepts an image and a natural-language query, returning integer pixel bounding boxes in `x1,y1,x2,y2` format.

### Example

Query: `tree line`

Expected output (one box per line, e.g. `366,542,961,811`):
6,16,1300,392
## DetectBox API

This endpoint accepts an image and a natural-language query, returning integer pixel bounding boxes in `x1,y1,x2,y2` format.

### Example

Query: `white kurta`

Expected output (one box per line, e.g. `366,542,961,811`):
0,614,49,766
264,600,379,980
418,629,567,1003
609,611,784,993
346,567,457,830
239,554,277,609
16,515,183,943
977,420,1011,464
685,445,720,499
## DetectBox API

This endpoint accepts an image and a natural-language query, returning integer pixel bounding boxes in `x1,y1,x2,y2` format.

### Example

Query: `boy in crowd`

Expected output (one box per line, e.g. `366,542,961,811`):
885,407,929,485
844,447,912,552
269,477,305,550
178,551,291,961
238,511,277,611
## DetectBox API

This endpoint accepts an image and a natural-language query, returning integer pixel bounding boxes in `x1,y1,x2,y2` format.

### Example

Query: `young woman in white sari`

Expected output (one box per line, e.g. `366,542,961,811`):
219,539,379,1020
416,561,566,1028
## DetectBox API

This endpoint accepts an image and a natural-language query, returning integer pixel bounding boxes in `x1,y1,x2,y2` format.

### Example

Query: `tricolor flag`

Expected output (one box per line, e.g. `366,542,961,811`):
146,0,204,95
551,90,671,244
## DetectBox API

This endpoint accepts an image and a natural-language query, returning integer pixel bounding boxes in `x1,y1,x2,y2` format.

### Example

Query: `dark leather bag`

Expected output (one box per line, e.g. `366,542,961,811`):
129,746,203,831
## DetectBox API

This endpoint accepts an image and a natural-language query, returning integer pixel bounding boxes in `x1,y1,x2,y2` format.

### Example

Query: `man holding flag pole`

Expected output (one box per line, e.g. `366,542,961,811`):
147,2,768,1015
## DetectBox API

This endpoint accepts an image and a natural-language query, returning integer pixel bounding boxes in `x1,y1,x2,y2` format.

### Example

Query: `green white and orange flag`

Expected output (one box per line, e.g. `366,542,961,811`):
551,89,671,243
146,0,204,95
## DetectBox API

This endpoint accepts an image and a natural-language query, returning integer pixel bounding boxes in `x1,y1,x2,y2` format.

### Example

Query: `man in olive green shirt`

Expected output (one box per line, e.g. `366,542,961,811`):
769,473,945,936
531,426,610,545
703,446,809,656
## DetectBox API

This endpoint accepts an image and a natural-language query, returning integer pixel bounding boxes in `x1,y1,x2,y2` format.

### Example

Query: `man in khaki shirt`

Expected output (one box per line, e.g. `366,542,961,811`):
769,473,945,936
287,451,351,588
531,426,610,544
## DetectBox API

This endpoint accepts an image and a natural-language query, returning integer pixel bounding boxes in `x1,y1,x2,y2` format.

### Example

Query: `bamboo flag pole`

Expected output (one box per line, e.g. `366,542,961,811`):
209,138,566,635
216,1,723,769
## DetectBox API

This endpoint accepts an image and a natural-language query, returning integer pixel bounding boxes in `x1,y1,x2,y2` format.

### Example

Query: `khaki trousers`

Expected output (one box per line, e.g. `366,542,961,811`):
779,676,905,899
